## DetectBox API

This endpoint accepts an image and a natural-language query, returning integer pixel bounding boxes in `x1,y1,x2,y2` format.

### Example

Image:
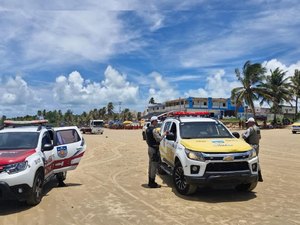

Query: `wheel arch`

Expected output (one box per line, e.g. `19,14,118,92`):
35,166,45,180
174,156,181,166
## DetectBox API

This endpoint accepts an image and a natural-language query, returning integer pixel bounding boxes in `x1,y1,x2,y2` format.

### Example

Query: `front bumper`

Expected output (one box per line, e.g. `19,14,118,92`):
185,171,258,187
0,181,31,201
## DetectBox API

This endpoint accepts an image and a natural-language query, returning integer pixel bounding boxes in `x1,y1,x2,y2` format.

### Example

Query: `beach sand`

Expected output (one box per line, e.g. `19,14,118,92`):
0,128,300,225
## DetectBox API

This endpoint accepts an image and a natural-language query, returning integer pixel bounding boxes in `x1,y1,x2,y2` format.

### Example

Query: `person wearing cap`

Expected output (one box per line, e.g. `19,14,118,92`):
145,116,167,188
242,117,263,182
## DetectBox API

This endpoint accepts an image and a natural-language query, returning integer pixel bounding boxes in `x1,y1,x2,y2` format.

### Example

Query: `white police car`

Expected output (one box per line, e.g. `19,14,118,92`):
159,112,259,195
0,120,86,205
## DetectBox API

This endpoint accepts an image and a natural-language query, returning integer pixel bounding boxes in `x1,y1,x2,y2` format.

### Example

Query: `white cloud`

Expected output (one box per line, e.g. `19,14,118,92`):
184,70,240,98
263,59,300,77
179,4,300,68
0,76,40,105
0,9,143,73
146,71,180,103
53,65,139,106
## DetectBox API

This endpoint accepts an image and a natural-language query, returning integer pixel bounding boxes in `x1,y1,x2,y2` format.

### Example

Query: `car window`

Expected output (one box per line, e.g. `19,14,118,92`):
180,122,232,139
170,123,178,140
0,132,39,150
162,121,171,133
56,129,81,145
42,133,52,147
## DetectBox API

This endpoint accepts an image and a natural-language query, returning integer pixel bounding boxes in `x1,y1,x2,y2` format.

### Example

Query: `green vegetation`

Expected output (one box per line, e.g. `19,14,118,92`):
0,102,142,126
231,60,266,119
231,61,299,122
290,69,300,120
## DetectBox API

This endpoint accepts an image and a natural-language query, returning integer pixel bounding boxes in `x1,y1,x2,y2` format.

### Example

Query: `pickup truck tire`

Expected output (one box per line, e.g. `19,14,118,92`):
26,171,44,206
236,181,258,192
292,131,296,134
173,162,197,195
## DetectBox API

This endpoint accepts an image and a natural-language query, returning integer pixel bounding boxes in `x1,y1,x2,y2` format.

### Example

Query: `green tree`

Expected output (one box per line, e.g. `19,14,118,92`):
98,107,106,119
259,68,293,124
1,115,6,125
137,112,142,121
64,109,74,125
107,102,114,119
149,97,155,104
231,60,266,118
290,69,300,120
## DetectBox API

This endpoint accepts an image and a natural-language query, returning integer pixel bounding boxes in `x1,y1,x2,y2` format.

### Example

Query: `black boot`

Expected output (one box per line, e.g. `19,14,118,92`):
258,170,263,182
148,177,161,188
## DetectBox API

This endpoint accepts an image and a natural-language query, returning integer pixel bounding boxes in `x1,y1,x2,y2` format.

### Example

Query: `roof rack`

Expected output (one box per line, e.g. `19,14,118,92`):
2,120,49,131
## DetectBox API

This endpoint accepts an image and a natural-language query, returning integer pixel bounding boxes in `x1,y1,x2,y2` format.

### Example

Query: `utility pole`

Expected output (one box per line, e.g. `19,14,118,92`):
118,102,122,121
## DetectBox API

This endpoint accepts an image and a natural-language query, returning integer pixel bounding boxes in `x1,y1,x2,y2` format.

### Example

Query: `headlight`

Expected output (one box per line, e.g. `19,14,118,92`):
185,149,205,161
3,161,28,174
248,149,257,159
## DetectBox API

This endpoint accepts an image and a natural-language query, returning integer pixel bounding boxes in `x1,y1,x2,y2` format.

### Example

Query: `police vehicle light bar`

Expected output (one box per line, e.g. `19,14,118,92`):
3,119,49,126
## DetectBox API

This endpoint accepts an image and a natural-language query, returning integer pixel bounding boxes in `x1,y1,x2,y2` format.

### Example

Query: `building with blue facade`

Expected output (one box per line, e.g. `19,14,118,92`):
147,97,245,118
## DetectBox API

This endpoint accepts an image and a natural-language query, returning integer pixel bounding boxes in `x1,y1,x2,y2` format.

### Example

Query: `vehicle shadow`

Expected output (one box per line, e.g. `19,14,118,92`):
0,178,82,215
158,174,257,203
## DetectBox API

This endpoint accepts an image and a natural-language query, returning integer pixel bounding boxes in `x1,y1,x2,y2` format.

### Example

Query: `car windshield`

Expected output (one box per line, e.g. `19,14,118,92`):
0,132,39,150
180,121,232,139
93,121,104,127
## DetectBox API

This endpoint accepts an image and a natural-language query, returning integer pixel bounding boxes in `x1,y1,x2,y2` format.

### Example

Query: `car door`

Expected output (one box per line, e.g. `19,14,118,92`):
166,122,178,165
41,131,56,179
159,121,171,161
52,126,86,174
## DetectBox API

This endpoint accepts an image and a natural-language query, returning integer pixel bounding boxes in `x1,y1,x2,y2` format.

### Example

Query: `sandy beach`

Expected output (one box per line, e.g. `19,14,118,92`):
0,127,300,225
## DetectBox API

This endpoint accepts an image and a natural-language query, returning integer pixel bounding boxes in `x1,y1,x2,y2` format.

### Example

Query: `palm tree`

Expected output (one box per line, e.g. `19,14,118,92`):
231,60,267,118
259,68,293,124
290,69,300,120
64,109,74,125
107,102,114,120
149,97,155,104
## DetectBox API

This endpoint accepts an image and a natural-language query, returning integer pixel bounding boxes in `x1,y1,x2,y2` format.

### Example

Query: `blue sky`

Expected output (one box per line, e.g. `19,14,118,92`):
1,0,300,117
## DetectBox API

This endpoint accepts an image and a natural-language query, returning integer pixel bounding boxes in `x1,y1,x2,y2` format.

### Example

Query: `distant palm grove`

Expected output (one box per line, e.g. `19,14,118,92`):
1,60,299,126
0,102,142,127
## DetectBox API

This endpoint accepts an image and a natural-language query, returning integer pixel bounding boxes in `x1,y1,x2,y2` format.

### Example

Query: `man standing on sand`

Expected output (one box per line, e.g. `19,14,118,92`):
242,117,263,182
145,116,166,188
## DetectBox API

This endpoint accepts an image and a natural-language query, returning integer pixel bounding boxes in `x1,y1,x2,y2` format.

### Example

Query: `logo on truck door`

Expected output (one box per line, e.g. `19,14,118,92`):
57,146,68,158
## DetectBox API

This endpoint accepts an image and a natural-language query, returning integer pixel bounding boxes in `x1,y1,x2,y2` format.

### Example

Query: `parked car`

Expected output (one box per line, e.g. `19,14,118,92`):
0,120,86,205
291,121,300,134
158,112,259,195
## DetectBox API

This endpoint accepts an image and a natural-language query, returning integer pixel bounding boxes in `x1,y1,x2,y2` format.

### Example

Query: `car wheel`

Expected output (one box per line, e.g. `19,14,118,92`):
173,162,197,195
236,181,258,192
26,171,44,206
292,131,296,134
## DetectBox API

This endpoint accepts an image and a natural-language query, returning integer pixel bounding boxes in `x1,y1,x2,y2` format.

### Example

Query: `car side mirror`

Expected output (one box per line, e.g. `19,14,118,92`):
42,143,54,151
232,132,240,138
166,133,175,141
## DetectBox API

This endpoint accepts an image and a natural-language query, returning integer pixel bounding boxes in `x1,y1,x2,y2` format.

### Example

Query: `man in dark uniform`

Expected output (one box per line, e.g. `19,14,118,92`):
243,117,263,182
145,116,166,188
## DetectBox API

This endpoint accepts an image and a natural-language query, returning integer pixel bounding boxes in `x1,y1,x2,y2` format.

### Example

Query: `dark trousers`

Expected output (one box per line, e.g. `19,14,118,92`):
148,146,160,179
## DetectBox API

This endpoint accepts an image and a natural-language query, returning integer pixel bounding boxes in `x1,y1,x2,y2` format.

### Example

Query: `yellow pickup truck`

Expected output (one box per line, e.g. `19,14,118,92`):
159,113,259,195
